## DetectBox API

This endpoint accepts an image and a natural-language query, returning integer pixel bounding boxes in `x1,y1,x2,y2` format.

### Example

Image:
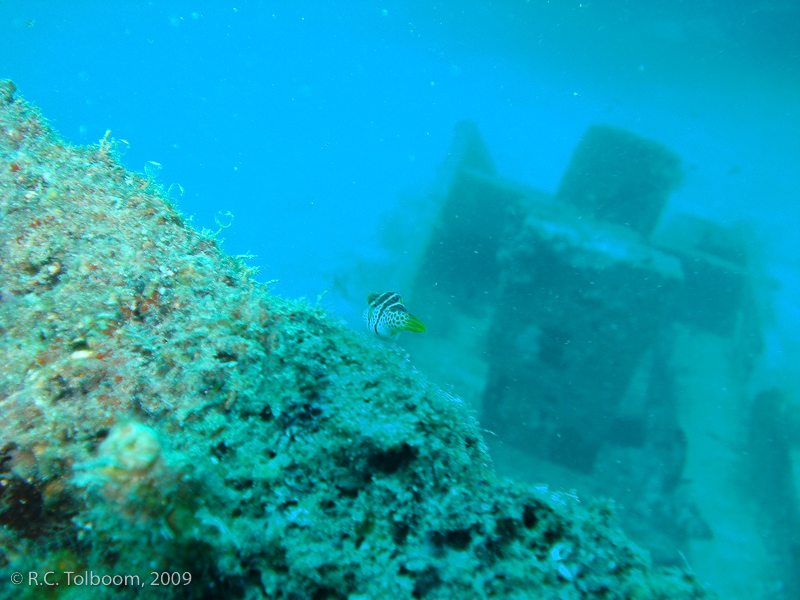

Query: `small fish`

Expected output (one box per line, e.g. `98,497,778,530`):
363,292,426,340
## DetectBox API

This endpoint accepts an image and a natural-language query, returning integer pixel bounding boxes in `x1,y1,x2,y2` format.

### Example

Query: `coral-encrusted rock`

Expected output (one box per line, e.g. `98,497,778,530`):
0,81,715,599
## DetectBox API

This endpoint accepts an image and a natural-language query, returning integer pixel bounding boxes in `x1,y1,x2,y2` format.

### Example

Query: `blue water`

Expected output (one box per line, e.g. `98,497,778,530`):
5,2,796,311
2,2,799,598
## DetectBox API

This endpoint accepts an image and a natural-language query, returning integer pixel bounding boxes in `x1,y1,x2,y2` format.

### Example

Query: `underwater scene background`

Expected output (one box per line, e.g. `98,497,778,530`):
1,1,799,599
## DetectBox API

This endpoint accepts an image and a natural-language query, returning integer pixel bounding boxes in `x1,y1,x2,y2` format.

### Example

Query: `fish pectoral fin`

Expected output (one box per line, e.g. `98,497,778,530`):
402,314,427,333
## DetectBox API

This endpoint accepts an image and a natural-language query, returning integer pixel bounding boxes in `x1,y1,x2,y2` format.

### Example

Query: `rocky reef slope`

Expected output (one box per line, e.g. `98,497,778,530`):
0,80,714,599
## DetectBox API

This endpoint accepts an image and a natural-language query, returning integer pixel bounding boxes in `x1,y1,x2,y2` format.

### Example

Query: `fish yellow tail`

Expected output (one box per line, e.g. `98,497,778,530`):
402,314,427,333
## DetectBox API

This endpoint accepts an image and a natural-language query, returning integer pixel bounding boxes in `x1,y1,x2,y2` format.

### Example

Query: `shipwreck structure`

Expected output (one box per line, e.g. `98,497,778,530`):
410,120,766,588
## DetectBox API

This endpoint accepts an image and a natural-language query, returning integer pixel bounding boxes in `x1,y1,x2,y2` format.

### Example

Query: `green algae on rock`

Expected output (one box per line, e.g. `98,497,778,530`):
0,80,715,599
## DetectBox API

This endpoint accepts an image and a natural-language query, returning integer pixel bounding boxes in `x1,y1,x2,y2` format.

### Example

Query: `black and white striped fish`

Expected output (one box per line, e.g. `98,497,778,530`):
362,292,426,340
